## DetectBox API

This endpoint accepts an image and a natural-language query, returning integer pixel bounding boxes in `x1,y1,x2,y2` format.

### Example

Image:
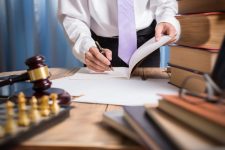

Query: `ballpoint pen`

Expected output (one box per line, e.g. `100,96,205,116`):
95,41,114,71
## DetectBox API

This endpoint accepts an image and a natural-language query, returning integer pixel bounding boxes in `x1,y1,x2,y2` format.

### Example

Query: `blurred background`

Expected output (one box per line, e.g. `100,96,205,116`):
0,0,169,72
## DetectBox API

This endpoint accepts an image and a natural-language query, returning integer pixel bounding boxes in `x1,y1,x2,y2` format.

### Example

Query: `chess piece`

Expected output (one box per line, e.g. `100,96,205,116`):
4,101,18,135
12,88,71,106
18,92,25,100
50,93,60,115
40,96,50,117
18,92,26,110
29,96,41,123
0,125,5,138
17,93,30,126
0,55,52,92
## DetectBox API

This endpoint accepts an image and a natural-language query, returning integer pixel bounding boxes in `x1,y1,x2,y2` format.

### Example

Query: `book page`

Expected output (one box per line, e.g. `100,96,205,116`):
52,77,178,106
128,36,171,78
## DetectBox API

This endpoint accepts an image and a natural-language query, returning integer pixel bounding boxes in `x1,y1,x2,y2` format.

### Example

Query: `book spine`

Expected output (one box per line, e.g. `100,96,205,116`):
158,100,225,144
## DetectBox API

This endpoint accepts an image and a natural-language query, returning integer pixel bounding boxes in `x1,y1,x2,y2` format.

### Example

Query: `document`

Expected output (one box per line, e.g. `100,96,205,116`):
52,36,175,106
68,67,128,80
69,35,171,80
52,77,178,106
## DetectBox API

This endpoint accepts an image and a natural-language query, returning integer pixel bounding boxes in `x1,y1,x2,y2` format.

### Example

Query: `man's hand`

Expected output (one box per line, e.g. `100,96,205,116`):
85,47,112,72
155,22,177,44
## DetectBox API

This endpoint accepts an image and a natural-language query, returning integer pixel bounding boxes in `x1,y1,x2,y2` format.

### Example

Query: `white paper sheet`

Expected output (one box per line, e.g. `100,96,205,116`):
52,77,178,106
69,67,129,80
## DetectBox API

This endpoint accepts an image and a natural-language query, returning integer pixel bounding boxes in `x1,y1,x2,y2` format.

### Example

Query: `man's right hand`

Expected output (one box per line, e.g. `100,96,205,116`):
85,47,112,72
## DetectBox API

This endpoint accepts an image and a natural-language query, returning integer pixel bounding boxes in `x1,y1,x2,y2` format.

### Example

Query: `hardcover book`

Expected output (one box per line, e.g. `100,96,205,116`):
123,106,177,150
169,46,218,73
145,106,220,150
176,12,225,50
159,95,225,144
178,0,225,14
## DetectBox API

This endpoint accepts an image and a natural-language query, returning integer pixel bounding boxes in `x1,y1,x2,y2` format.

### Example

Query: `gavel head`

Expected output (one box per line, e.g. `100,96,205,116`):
25,55,52,92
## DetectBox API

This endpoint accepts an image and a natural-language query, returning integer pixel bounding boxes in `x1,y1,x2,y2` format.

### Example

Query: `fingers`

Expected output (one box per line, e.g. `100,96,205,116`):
155,24,163,41
85,47,112,72
85,58,106,72
104,49,112,61
89,48,111,65
167,25,176,39
164,37,176,45
155,22,177,42
85,52,108,68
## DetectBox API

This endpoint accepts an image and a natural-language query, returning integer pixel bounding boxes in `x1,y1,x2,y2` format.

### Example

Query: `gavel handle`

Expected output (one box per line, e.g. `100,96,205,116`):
0,73,29,87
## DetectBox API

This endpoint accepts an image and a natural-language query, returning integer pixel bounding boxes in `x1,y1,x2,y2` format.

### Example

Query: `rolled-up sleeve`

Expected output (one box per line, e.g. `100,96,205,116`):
58,0,95,63
151,0,181,41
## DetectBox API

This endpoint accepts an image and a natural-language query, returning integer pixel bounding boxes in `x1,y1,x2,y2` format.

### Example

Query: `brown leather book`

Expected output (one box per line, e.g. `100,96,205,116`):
176,12,225,50
169,45,218,73
178,0,225,14
145,106,220,150
102,111,142,144
123,106,178,150
158,94,225,144
168,65,206,93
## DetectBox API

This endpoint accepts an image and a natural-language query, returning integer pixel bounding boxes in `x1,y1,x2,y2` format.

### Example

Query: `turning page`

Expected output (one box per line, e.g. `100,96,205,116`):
128,35,171,78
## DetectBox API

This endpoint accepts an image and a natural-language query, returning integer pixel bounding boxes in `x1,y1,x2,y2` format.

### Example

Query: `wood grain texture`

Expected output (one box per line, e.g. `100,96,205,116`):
0,68,142,150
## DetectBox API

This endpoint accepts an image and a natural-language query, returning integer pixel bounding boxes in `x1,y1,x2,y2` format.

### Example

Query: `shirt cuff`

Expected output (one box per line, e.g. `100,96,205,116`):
73,35,96,64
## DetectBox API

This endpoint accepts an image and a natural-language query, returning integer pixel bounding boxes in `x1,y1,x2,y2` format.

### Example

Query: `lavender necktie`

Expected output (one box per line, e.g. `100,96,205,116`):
118,0,137,64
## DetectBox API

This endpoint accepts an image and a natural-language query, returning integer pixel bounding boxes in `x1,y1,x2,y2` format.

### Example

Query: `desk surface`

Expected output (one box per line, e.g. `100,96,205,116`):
0,68,142,150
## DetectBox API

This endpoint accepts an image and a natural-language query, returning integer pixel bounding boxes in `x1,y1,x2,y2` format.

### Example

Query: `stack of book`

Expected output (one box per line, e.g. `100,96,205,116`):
102,38,225,149
169,0,225,93
102,94,225,150
102,2,225,148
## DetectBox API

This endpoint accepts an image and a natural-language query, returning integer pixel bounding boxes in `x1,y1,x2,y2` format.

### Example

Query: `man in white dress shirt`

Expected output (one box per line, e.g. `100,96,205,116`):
58,0,180,72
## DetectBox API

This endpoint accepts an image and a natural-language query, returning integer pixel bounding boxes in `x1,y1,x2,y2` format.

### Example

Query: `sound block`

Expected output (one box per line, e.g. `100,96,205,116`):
11,88,71,106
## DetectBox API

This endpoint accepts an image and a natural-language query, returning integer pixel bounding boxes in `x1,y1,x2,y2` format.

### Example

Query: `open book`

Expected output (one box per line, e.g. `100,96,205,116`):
69,35,171,80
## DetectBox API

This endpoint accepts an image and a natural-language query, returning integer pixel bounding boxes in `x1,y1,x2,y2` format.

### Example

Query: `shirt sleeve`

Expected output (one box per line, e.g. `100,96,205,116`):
58,0,95,63
151,0,181,41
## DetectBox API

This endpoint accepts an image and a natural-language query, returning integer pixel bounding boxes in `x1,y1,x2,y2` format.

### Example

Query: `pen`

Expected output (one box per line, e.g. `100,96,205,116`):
95,41,113,71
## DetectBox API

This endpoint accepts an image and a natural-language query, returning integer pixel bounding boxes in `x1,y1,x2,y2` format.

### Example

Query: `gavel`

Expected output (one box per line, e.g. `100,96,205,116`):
0,55,71,105
0,55,52,92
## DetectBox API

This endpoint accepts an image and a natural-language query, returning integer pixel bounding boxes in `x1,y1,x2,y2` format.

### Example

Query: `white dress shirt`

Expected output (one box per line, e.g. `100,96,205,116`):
58,0,180,63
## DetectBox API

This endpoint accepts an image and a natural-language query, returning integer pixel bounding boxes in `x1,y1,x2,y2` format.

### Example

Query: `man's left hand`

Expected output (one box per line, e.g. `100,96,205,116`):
155,22,177,44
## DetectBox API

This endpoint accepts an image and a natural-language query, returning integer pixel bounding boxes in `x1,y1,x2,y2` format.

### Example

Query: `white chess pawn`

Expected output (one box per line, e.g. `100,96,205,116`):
17,94,30,126
0,125,5,138
50,93,60,115
40,96,50,117
29,96,41,123
4,101,18,135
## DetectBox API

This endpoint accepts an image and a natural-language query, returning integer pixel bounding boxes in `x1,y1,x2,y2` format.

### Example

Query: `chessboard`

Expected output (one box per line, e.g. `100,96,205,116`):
0,92,71,147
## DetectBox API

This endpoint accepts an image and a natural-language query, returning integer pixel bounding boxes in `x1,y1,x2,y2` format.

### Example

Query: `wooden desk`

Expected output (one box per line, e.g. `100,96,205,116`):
0,68,143,150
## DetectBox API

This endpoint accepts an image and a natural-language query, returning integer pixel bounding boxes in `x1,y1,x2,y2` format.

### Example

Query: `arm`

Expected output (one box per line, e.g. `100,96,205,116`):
58,0,111,72
151,0,181,43
58,0,95,63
